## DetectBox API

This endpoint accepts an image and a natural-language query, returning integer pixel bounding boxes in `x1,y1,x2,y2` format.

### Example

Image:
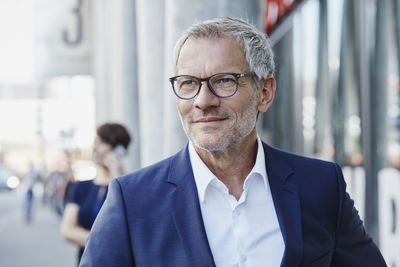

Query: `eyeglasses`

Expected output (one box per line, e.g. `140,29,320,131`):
169,72,256,100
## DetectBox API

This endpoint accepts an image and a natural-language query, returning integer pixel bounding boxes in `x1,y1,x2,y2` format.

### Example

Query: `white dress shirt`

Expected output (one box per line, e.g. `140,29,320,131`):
188,137,285,267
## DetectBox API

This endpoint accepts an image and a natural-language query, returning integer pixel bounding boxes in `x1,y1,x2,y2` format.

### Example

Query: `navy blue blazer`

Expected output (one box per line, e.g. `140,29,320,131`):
80,142,386,267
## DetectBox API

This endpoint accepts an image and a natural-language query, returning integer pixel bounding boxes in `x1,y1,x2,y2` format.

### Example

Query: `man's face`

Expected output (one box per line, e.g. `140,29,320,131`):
175,36,261,151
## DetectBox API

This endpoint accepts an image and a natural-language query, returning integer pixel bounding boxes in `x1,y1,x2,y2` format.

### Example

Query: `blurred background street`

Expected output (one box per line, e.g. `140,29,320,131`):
0,190,75,267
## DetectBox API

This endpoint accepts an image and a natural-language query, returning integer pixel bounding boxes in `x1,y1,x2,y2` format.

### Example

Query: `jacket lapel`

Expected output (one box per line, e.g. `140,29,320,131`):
166,146,215,266
263,143,303,267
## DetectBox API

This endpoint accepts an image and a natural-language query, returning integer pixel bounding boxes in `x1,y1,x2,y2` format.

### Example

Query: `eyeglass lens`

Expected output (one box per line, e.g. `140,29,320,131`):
173,73,237,98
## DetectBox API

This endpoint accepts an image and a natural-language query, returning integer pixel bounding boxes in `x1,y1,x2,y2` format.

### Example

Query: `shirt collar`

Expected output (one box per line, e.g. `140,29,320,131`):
188,142,216,203
188,137,269,203
247,137,269,194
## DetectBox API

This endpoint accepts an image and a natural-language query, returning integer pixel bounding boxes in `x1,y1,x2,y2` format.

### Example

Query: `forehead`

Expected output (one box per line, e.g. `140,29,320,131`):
176,36,248,75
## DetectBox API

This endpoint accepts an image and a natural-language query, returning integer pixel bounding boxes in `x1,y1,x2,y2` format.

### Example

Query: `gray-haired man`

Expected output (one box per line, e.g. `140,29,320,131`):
80,17,386,267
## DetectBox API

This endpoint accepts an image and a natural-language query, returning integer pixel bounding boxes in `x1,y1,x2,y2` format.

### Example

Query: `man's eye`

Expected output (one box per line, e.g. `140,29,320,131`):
219,78,234,83
214,77,236,86
181,80,195,86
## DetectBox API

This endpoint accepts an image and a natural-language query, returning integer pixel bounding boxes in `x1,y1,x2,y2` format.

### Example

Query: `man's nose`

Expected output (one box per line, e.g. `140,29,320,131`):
193,82,220,109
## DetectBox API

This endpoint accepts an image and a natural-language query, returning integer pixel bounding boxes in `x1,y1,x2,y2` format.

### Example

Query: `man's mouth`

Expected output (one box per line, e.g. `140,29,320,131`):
194,116,227,123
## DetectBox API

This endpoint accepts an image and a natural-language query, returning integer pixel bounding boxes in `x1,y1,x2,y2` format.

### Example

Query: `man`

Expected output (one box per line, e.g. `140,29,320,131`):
80,17,386,267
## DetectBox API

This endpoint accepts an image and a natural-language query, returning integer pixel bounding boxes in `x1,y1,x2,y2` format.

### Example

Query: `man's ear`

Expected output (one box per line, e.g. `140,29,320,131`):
257,75,276,113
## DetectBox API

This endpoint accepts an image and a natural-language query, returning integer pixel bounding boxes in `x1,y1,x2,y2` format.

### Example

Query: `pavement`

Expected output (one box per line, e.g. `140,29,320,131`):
0,190,76,267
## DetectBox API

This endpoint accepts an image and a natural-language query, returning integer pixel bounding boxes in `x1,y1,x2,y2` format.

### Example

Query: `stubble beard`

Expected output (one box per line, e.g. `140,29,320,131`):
180,91,259,152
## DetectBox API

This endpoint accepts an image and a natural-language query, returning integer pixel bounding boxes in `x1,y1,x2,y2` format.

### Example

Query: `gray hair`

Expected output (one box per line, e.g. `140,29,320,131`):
173,16,275,80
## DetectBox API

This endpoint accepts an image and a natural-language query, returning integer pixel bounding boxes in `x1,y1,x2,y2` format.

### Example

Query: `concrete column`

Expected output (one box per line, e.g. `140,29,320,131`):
92,0,140,172
334,0,355,166
394,0,400,71
136,0,165,167
314,0,329,156
163,0,264,156
366,0,389,243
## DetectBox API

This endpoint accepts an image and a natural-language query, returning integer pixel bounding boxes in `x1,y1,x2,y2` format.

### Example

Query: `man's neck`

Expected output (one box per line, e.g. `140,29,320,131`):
194,131,258,200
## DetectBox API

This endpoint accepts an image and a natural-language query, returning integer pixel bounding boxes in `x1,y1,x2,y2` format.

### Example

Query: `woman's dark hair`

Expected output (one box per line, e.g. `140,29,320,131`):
96,123,132,149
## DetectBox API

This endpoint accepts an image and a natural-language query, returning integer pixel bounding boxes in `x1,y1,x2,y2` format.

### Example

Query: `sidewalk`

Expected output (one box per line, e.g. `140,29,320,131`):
0,191,76,267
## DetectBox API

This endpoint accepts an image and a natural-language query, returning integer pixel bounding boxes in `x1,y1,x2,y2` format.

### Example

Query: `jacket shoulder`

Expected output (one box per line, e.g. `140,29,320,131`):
114,146,189,196
263,142,338,171
117,154,174,188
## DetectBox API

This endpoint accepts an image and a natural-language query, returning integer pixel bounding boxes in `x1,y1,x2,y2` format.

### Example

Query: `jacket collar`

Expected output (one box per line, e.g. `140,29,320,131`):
263,143,303,267
166,145,216,266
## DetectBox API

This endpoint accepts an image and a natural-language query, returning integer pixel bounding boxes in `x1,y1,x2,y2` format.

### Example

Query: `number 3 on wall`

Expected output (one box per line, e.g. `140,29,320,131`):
62,0,83,46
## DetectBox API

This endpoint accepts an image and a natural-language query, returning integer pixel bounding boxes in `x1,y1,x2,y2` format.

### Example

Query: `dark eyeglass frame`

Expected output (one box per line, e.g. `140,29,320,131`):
169,72,256,100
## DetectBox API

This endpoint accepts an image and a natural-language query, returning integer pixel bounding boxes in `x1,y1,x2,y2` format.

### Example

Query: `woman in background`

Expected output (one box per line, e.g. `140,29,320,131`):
61,123,131,265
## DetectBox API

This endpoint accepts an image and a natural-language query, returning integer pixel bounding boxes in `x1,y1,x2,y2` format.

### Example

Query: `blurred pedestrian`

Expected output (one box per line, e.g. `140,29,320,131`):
60,123,131,266
23,162,42,223
44,158,74,216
